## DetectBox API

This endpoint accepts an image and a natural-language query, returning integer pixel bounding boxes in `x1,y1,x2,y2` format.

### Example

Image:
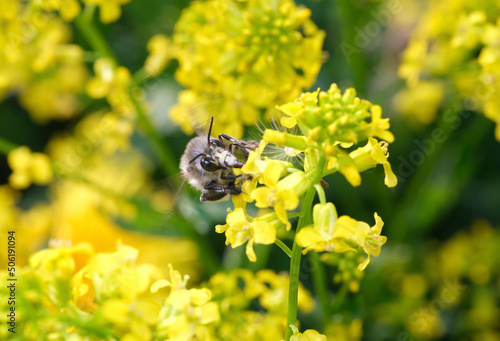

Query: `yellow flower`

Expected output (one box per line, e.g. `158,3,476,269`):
296,209,386,271
290,329,327,341
251,171,310,230
215,208,277,262
83,0,132,24
144,35,173,77
332,213,387,271
7,146,53,189
257,269,315,314
277,84,394,147
86,58,135,118
154,265,220,340
325,138,396,188
393,81,445,125
30,241,94,306
348,138,397,188
295,202,337,253
206,269,314,339
273,84,396,188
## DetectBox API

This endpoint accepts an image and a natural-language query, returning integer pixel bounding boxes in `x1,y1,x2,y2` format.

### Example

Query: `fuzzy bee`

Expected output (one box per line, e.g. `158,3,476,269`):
180,118,259,202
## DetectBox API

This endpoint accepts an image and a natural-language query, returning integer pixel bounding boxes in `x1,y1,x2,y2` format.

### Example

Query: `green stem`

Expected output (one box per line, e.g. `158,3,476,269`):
309,251,329,325
285,156,326,340
0,137,18,155
275,238,292,258
331,281,349,313
128,84,179,178
314,184,326,205
287,212,303,219
74,10,117,61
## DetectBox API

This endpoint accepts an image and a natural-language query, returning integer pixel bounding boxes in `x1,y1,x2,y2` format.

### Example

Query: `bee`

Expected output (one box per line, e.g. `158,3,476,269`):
180,118,259,202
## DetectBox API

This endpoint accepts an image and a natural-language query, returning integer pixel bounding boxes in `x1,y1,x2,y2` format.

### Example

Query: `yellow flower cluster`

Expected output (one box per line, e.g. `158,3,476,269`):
290,327,327,341
0,242,217,340
7,146,53,189
0,0,88,123
267,84,397,188
86,58,136,120
397,1,500,140
297,208,386,271
216,141,308,261
208,269,314,340
0,242,319,340
217,85,394,271
161,0,325,138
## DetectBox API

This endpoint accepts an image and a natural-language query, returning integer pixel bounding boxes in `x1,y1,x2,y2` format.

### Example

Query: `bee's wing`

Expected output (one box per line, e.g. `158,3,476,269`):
190,96,224,137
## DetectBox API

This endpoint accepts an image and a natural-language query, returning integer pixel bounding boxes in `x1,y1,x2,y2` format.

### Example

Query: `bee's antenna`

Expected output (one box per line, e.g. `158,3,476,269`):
207,117,214,145
189,153,204,164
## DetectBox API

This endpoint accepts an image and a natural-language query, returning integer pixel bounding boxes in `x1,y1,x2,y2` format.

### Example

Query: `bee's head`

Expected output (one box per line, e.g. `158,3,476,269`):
199,154,221,171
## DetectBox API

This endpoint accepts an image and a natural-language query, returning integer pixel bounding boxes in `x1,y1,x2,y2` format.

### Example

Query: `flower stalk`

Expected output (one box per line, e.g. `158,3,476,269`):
285,155,326,340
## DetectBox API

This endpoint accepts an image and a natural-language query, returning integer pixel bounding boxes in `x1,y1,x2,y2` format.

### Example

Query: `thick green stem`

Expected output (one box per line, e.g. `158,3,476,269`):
309,251,329,326
285,156,326,340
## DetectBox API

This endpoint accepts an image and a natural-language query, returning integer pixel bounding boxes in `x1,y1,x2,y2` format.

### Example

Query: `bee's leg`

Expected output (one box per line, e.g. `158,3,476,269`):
201,182,228,202
218,134,251,159
203,180,225,191
224,182,242,195
200,190,228,202
218,134,239,146
220,173,252,181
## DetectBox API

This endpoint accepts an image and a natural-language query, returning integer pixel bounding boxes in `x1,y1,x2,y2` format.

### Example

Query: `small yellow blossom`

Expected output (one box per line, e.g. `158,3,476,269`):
290,329,327,341
296,210,386,271
86,58,135,118
251,171,310,230
348,138,397,188
393,81,445,125
83,0,132,23
144,35,173,77
155,264,220,340
7,146,53,189
216,208,278,262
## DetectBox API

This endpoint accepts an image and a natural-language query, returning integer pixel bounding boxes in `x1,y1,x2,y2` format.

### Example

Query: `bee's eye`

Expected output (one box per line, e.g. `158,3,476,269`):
200,156,220,171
